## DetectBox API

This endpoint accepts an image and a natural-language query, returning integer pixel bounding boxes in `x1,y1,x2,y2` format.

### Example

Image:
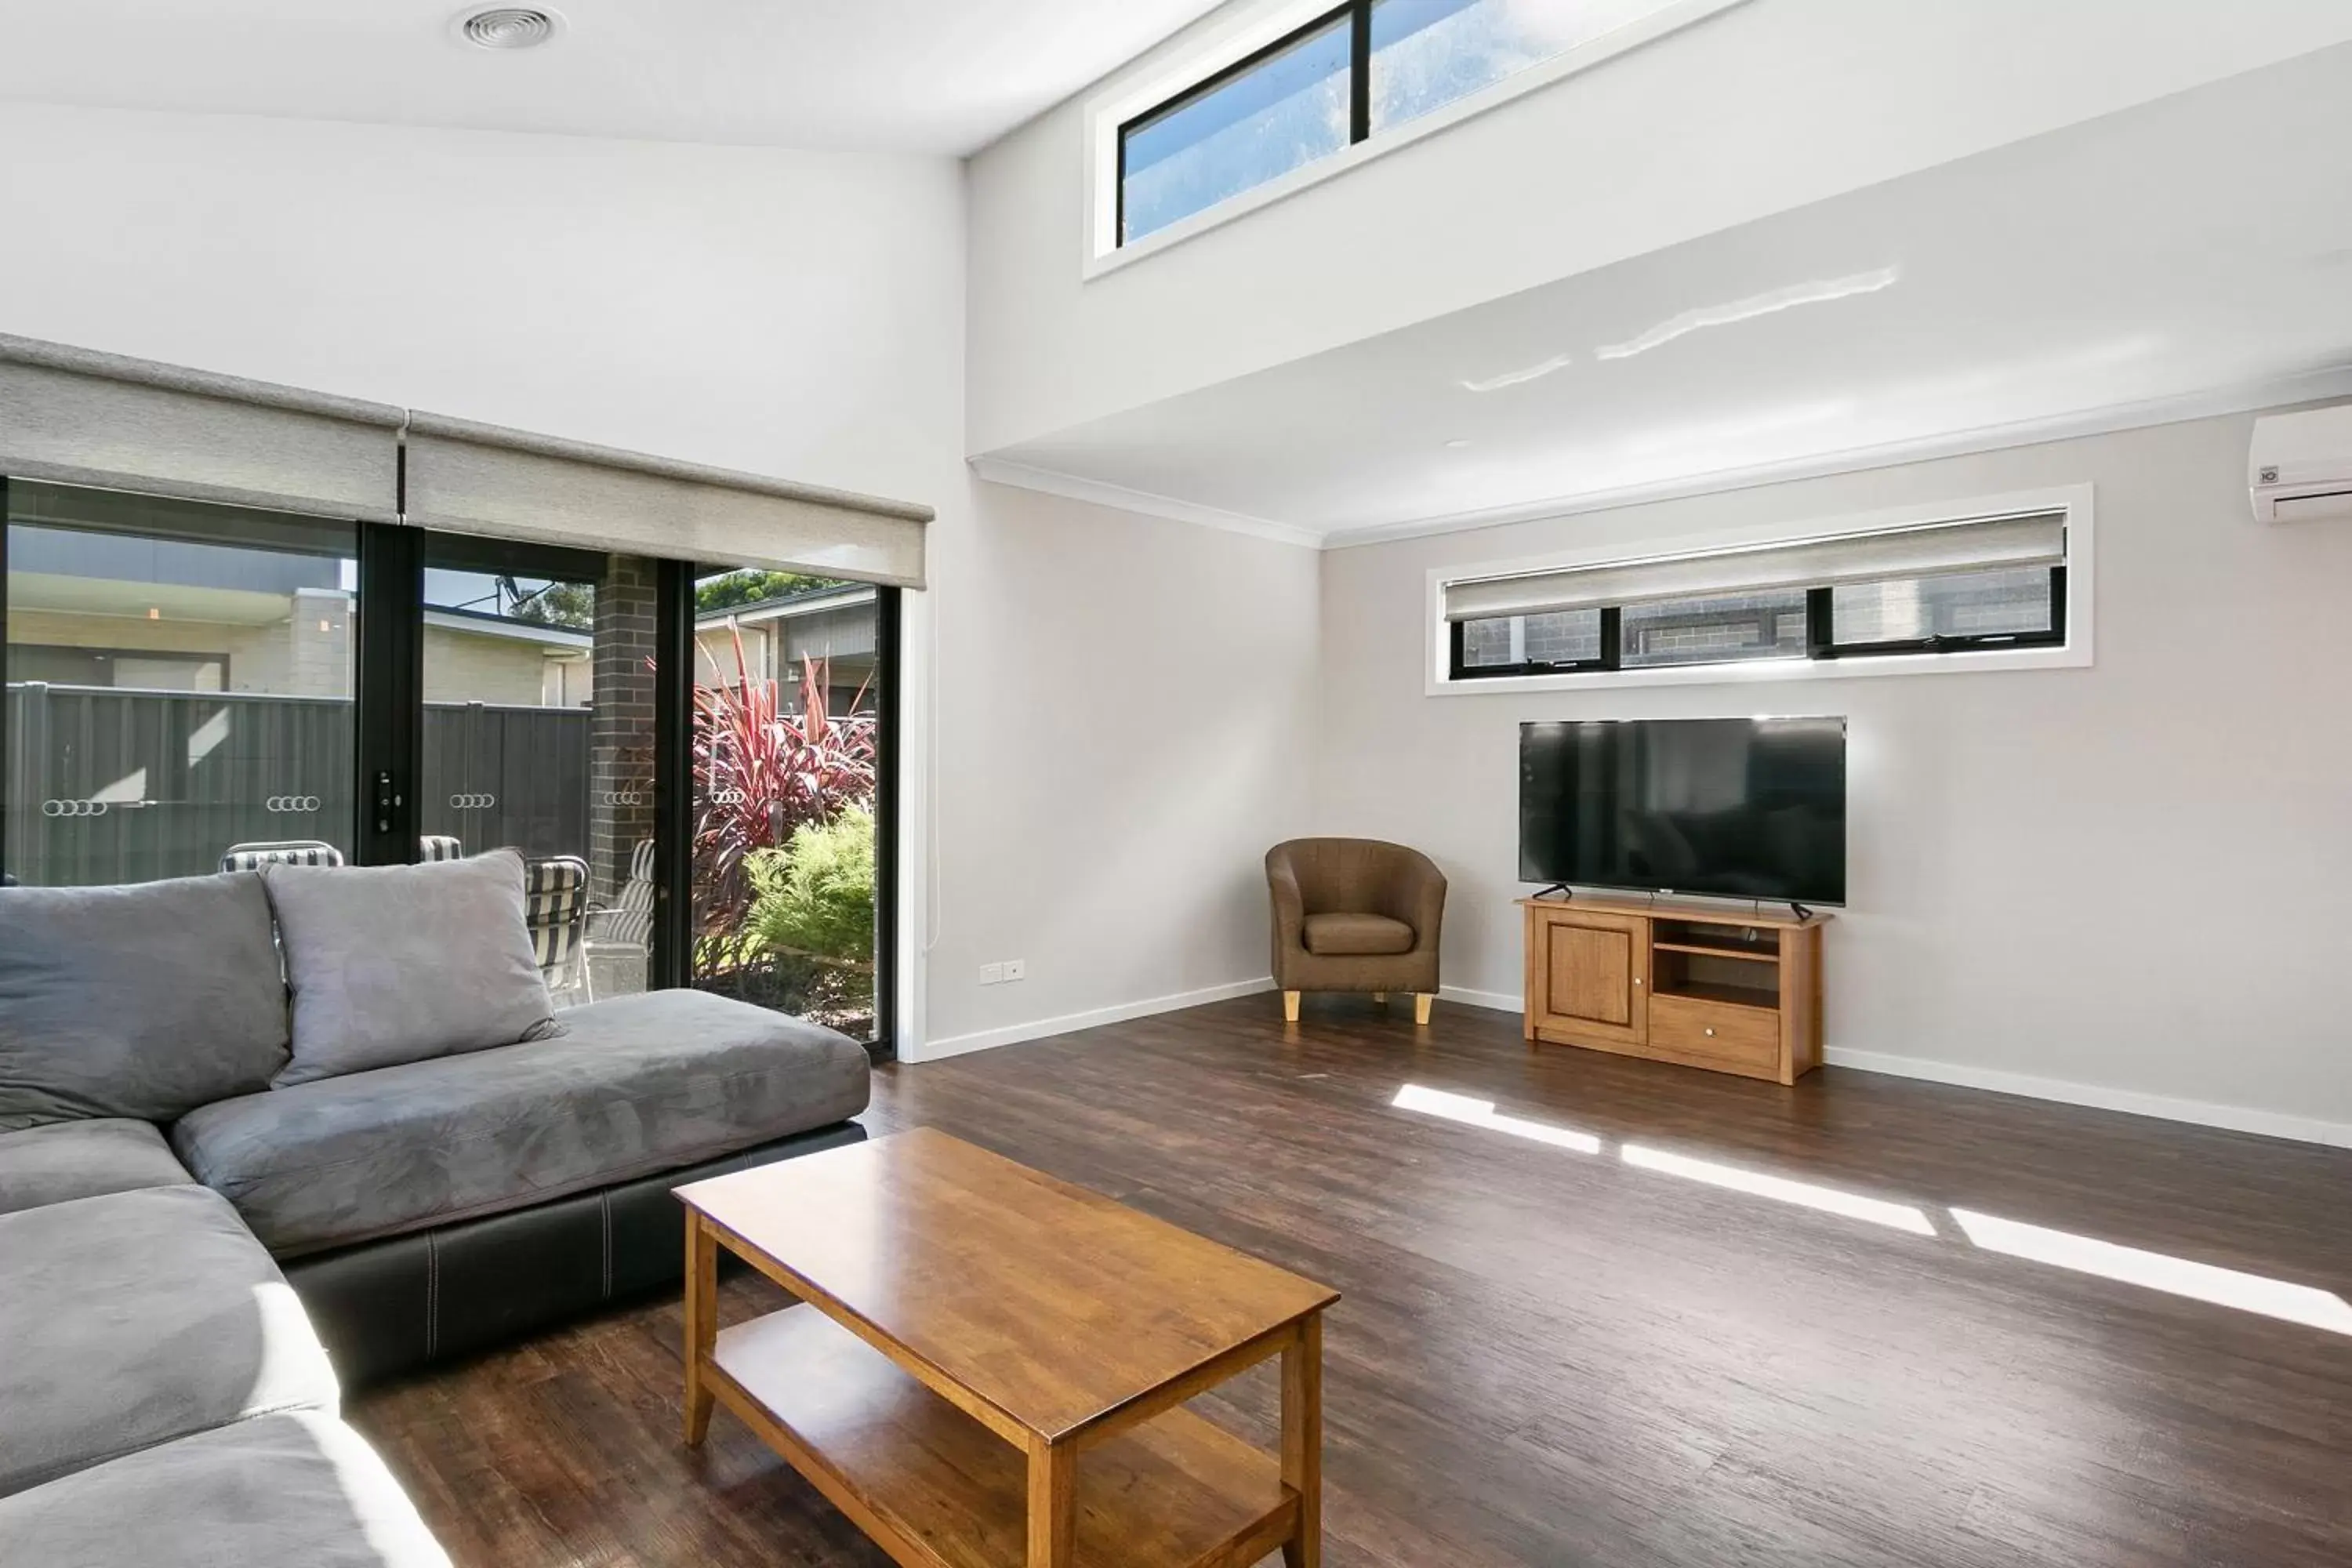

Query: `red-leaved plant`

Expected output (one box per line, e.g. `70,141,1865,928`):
691,627,874,973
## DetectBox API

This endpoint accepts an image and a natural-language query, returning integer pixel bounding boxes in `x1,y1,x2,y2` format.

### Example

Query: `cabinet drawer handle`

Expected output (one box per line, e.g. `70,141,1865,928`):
1632,977,1642,985
1704,1027,1717,1036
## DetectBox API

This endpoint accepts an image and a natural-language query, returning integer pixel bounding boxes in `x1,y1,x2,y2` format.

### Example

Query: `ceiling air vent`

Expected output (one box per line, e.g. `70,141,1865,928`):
458,7,560,50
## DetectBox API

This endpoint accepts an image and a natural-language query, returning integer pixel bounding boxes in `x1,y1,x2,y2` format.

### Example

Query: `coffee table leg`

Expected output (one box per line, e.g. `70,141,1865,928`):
1025,1434,1076,1567
683,1214,718,1446
1282,1312,1323,1568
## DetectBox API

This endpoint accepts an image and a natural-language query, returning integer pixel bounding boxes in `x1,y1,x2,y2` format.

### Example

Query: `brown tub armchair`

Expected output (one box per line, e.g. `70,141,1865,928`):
1266,838,1447,1025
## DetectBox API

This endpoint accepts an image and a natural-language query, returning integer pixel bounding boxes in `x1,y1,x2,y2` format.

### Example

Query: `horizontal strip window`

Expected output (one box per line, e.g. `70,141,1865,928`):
1451,606,1616,678
1445,511,2071,683
1443,510,2065,622
1114,0,1723,249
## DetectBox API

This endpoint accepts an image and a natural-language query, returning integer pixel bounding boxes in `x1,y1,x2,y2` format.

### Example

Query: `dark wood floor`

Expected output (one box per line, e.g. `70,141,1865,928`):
351,995,2352,1567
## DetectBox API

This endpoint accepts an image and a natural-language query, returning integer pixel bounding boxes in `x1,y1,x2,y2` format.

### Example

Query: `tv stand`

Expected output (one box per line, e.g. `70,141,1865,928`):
1530,883,1573,901
1519,895,1829,1084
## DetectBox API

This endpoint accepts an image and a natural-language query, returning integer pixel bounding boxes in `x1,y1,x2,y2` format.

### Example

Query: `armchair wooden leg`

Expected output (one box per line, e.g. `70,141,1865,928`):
1283,990,1301,1023
1414,993,1434,1026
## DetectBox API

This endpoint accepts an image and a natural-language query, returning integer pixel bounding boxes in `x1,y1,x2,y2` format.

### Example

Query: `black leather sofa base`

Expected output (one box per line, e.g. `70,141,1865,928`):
283,1121,866,1388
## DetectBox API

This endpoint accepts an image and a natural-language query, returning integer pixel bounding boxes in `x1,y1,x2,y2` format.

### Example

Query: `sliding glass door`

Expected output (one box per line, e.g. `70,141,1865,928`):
686,568,895,1047
2,478,358,885
3,475,900,1055
417,534,664,1003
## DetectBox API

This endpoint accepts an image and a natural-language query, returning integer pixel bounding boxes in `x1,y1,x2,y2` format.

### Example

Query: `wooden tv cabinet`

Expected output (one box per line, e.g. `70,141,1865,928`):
1519,895,1829,1084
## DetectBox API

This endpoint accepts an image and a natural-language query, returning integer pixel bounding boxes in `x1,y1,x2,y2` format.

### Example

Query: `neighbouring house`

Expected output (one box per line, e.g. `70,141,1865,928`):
5,521,878,712
691,583,878,714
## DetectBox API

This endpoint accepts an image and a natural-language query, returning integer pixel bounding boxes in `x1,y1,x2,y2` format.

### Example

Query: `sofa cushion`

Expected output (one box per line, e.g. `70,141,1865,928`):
0,1185,338,1497
0,873,289,1132
174,989,871,1258
262,849,557,1088
1302,911,1417,956
0,1412,448,1568
0,1118,194,1217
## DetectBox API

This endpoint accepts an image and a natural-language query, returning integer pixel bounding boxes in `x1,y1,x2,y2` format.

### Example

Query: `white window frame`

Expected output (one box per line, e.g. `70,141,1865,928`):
1083,0,1751,280
1425,485,2096,696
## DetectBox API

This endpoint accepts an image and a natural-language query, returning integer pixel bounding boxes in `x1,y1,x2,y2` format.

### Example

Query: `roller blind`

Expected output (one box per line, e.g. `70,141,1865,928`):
402,414,932,589
1443,510,2067,623
0,334,935,588
0,334,404,523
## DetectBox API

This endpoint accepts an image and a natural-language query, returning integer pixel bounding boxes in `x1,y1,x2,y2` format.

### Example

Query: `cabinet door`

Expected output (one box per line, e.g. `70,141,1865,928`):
1530,910,1648,1045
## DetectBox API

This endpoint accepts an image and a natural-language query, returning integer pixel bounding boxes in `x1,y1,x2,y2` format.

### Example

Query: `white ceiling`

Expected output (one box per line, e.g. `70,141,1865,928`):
980,43,2352,545
0,0,1227,155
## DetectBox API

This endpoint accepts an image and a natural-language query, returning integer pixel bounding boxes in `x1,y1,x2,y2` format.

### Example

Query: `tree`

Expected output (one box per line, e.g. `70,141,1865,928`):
510,580,595,629
695,569,843,615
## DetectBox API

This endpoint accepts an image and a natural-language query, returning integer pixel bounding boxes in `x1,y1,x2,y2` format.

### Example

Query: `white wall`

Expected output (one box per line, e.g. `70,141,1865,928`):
967,0,2352,455
0,100,1326,1057
921,481,1320,1053
0,101,963,501
1317,412,2352,1140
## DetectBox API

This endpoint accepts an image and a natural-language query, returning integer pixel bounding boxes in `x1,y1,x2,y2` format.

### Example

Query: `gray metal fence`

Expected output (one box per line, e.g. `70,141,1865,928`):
4,683,590,886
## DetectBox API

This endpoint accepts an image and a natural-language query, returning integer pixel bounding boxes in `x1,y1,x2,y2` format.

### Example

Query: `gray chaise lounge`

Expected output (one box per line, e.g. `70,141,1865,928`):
0,860,873,1566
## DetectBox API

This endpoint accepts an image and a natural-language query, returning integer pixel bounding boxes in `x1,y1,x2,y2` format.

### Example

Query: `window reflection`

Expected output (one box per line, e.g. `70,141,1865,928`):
5,481,356,885
1370,0,1651,131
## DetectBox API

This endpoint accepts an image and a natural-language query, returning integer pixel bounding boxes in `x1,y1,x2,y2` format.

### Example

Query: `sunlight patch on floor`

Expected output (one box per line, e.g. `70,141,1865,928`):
1950,1208,2352,1337
1390,1083,1603,1153
1622,1143,1937,1236
1389,1083,2352,1338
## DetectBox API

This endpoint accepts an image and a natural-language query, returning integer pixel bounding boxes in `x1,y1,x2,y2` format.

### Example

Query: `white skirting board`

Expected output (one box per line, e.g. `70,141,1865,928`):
909,977,1276,1063
1438,986,2352,1150
1439,985,1526,1015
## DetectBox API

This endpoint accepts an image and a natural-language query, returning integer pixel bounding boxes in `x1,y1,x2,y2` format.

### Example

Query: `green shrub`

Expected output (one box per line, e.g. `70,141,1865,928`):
743,805,875,968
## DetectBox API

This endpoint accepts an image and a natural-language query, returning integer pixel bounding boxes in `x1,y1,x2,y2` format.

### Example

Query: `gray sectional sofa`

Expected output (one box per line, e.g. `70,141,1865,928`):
0,858,872,1566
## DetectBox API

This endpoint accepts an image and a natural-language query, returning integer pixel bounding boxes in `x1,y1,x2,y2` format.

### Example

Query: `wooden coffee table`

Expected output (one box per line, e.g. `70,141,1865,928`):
675,1127,1338,1568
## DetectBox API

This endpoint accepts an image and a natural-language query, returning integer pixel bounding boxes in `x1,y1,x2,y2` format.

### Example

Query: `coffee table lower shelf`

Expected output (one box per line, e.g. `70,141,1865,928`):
706,1305,1299,1568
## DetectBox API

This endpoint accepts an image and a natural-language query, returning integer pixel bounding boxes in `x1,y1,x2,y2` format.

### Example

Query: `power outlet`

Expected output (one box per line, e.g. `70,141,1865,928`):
1003,959,1026,982
979,962,1004,985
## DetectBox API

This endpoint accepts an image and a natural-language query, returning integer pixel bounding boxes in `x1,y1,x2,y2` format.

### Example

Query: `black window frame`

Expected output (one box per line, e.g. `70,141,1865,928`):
1448,607,1621,681
1810,565,2069,661
1447,564,2068,682
659,568,903,1065
3,471,902,1063
1116,0,1368,249
1119,0,1721,247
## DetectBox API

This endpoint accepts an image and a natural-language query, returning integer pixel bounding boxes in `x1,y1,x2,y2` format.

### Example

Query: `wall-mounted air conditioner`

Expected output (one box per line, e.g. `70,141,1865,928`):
2249,404,2352,522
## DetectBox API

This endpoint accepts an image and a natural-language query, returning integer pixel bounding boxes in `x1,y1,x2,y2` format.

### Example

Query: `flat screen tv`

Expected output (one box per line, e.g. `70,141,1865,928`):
1519,717,1846,906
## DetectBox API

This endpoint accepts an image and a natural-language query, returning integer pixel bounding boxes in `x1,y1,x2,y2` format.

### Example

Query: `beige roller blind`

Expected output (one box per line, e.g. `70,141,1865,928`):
401,413,932,589
1443,510,2067,622
0,334,404,522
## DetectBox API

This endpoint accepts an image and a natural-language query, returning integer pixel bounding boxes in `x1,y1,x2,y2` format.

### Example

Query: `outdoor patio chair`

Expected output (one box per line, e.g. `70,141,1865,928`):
220,840,346,873
419,835,466,862
583,838,657,996
524,854,593,1005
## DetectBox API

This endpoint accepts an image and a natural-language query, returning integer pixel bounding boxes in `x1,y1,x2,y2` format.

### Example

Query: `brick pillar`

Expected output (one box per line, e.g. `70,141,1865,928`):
590,556,658,905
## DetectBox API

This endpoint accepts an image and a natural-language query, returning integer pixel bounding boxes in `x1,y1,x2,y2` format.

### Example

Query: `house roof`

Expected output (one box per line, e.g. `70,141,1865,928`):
424,604,590,652
698,583,877,628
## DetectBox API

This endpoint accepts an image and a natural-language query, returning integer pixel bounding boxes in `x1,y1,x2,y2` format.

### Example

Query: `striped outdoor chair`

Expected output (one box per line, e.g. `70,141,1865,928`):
524,855,592,1004
583,838,656,999
419,835,466,862
221,840,345,873
587,840,656,949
